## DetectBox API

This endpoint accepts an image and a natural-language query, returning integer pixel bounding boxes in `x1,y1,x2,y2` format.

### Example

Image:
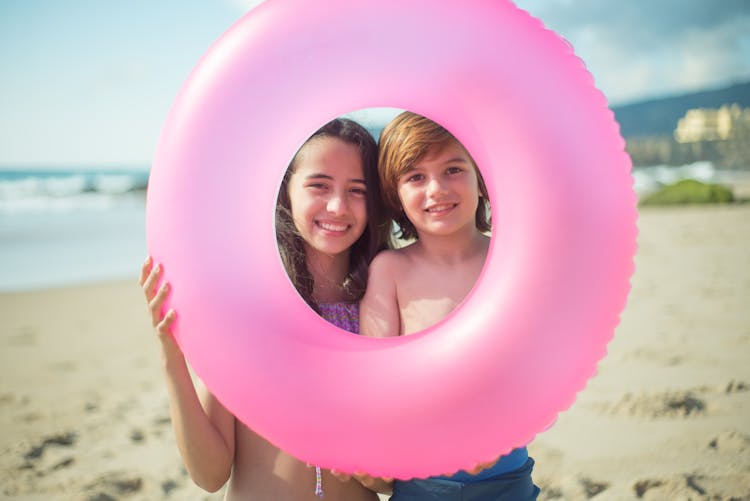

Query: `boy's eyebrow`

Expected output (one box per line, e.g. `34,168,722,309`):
443,157,470,164
305,173,366,184
407,156,469,171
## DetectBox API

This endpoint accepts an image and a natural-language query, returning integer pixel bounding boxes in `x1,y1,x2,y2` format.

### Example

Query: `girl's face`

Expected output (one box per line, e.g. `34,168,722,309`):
396,141,480,238
287,136,368,258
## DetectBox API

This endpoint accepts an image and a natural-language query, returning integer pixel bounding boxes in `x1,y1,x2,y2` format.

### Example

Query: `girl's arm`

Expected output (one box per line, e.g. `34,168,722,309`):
141,257,235,492
359,250,401,337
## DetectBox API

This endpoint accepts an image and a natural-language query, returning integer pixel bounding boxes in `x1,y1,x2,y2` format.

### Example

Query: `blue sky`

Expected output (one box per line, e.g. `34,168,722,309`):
1,0,748,167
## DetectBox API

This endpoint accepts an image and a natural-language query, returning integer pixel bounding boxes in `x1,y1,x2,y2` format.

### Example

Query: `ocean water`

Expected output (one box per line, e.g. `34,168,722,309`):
0,168,149,291
0,161,740,292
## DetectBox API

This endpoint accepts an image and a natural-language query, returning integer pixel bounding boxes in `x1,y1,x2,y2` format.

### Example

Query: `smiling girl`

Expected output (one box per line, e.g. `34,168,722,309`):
141,118,387,500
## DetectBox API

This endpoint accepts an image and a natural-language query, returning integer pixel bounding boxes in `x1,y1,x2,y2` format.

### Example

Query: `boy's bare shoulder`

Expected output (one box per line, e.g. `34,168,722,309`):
370,244,418,274
370,248,406,270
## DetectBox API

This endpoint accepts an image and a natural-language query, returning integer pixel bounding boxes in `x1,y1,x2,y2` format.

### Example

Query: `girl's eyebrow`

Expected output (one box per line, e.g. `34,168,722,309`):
304,173,333,181
305,173,366,184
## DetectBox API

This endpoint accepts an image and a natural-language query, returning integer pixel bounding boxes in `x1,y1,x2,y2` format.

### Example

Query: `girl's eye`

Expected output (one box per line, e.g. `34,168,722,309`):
446,166,464,175
307,183,328,190
350,187,367,196
406,173,424,183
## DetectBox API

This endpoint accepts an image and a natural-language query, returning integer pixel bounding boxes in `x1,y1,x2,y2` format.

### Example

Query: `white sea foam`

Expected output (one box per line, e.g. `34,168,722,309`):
632,161,720,195
0,169,148,214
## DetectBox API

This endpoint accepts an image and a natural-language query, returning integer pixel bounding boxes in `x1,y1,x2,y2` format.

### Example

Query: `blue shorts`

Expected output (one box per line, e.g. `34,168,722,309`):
390,458,540,501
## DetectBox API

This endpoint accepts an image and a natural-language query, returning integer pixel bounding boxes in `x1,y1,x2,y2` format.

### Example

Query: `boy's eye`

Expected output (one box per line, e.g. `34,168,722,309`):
350,187,367,196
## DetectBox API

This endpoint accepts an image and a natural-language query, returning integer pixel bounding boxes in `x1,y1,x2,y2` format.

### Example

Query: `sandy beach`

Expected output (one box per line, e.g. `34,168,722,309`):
1,203,749,500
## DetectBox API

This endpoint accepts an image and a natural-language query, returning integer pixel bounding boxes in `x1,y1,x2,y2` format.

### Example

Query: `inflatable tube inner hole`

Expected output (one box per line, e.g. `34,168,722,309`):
274,108,492,337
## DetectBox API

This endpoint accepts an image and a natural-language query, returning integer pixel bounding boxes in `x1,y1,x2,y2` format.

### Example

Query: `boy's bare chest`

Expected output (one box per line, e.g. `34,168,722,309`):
396,264,481,335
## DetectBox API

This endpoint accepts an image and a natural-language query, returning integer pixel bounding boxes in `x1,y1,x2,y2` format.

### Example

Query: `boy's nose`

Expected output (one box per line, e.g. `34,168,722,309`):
426,177,446,196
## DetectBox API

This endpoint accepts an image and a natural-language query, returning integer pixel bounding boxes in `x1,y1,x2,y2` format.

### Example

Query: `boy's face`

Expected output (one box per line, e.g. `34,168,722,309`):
396,141,481,238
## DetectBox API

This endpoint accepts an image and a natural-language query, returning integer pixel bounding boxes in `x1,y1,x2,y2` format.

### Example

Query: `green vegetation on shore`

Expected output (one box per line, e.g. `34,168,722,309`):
640,179,735,206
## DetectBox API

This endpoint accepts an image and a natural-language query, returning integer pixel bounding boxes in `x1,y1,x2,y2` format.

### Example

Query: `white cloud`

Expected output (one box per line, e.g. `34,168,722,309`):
516,0,750,103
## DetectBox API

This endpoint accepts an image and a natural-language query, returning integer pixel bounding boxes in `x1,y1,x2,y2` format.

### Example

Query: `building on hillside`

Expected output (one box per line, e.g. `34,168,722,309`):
674,104,750,143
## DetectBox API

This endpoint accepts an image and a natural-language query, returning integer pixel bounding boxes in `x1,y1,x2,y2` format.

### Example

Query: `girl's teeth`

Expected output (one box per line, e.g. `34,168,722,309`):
319,222,347,231
428,204,452,212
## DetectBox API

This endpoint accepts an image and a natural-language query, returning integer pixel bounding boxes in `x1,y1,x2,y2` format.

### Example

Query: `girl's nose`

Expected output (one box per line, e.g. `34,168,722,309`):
327,193,347,214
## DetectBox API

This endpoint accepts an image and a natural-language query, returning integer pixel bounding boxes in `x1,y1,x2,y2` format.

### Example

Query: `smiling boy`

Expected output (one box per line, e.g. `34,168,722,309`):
359,111,539,500
360,111,491,337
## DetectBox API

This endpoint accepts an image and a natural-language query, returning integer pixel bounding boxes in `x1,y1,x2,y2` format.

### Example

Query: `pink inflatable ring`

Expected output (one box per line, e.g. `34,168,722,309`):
146,0,637,479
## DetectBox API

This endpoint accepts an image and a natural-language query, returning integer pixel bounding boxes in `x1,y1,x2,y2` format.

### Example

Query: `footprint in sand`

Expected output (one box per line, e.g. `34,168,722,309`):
602,390,707,418
633,473,707,499
161,478,179,496
535,477,610,500
537,486,564,500
129,428,145,443
19,432,78,476
578,477,609,498
85,471,144,500
24,431,77,461
723,379,748,394
49,457,75,471
633,478,663,498
708,430,750,452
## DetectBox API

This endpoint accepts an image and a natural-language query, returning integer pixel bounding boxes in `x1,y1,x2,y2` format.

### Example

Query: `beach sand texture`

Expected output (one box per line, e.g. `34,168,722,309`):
1,205,749,500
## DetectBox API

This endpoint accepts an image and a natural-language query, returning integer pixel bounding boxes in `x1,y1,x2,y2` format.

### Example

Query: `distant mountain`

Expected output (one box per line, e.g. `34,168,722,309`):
611,81,750,138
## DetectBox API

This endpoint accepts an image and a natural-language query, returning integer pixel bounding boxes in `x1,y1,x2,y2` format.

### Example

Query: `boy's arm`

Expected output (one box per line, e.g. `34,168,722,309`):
359,251,401,337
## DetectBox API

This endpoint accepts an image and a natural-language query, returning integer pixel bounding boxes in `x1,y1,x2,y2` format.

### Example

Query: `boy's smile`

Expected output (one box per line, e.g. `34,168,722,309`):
425,202,458,214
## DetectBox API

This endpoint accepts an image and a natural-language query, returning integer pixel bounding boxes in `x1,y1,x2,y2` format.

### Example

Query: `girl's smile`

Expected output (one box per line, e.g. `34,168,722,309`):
316,219,352,233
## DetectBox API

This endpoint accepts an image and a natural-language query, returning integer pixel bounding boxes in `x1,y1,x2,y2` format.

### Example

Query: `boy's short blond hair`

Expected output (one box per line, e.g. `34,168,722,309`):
378,111,491,240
